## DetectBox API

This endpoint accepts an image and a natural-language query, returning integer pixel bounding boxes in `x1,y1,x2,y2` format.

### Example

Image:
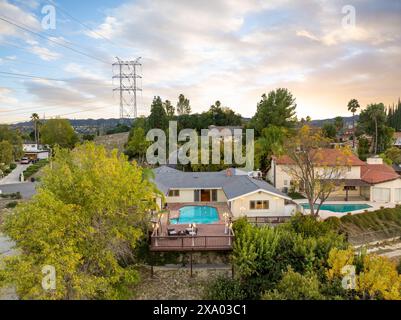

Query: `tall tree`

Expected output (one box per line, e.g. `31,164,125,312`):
31,113,40,144
40,119,78,148
125,127,150,164
358,103,392,154
251,88,297,136
0,125,24,160
163,100,175,119
176,94,191,115
0,143,156,299
147,96,168,131
347,99,361,148
334,116,344,133
0,140,14,166
322,123,337,140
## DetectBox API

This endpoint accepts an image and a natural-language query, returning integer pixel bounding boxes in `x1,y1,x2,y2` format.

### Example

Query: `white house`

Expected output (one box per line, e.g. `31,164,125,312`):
153,166,294,218
22,143,50,161
267,148,401,203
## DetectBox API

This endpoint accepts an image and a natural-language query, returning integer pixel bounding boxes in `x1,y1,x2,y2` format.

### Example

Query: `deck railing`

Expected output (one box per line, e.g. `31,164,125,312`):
246,216,292,226
150,234,234,251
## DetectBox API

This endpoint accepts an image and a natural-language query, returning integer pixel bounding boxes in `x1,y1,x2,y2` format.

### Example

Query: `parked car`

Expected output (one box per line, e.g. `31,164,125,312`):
20,157,30,165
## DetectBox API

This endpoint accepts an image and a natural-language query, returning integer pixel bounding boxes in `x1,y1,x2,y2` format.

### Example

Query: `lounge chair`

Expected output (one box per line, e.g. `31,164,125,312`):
167,228,178,236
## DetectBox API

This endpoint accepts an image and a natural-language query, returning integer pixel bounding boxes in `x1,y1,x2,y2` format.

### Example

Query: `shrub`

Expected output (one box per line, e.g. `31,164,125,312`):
6,201,18,209
205,277,247,300
9,163,17,170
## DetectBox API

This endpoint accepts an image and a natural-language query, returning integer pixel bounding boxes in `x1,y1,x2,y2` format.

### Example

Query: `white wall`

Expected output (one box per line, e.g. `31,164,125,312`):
230,191,286,218
165,189,227,203
370,179,401,203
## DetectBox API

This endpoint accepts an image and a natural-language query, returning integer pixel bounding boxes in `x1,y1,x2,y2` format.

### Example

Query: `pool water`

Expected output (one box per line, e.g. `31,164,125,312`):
301,203,372,213
170,206,219,224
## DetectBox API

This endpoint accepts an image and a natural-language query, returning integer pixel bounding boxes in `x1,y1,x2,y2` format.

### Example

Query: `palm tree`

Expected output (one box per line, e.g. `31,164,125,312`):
347,99,360,148
31,113,40,145
367,105,383,155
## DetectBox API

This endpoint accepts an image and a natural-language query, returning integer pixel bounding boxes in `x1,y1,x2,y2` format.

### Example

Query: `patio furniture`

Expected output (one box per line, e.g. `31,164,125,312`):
167,228,178,236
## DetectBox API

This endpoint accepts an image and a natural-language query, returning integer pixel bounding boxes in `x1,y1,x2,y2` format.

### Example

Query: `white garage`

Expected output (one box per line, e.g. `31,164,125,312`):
372,187,391,202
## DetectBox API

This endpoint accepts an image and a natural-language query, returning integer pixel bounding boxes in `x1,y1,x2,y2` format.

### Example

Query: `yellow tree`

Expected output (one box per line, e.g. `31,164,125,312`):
282,125,352,216
0,143,157,300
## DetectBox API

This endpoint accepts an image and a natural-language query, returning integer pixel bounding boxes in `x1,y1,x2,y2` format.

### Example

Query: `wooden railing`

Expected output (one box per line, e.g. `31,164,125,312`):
150,234,234,251
246,216,292,226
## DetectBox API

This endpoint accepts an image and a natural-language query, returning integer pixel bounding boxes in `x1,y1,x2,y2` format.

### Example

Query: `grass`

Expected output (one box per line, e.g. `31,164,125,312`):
23,159,49,179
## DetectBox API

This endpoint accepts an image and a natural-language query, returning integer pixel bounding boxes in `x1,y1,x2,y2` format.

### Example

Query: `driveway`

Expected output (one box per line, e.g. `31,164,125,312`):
0,183,37,199
0,164,31,185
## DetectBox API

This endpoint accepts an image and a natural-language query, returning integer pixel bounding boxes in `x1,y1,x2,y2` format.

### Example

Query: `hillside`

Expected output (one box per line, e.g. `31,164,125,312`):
94,132,129,153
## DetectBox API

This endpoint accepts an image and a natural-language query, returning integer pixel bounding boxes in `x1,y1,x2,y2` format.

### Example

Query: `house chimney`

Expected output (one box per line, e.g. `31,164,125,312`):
367,156,383,165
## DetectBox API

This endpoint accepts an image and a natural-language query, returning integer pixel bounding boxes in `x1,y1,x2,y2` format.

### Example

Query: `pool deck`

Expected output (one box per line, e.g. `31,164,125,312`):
150,203,234,252
293,199,399,220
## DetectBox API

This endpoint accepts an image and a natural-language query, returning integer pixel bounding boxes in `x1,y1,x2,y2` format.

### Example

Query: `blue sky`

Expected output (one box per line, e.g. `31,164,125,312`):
0,0,400,123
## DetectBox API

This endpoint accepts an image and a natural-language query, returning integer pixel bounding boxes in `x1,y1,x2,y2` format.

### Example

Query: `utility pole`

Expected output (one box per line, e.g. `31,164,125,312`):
112,57,142,121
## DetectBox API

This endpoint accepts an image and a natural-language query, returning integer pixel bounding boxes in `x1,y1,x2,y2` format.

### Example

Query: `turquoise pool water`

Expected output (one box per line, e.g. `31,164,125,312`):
301,203,372,213
170,206,219,224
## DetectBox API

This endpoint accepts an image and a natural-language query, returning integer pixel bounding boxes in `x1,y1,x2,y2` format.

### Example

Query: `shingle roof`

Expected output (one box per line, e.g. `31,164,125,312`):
153,166,290,200
274,148,366,166
361,164,400,184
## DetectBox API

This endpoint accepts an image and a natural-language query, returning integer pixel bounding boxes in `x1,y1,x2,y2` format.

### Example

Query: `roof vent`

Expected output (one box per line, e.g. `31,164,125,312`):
226,168,233,177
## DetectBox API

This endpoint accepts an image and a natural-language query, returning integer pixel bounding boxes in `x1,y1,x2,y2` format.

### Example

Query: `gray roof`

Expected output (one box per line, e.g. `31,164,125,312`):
153,166,290,200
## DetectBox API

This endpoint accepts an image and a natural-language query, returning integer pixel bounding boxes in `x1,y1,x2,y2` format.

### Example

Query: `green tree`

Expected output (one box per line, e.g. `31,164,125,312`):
263,268,323,300
31,113,40,144
255,126,287,174
147,96,168,131
40,119,78,148
358,103,392,154
322,123,337,140
384,147,401,165
0,140,14,166
334,116,344,133
163,100,175,119
250,88,297,136
347,99,360,148
0,143,156,299
0,125,24,159
125,127,150,164
176,94,191,115
357,137,370,161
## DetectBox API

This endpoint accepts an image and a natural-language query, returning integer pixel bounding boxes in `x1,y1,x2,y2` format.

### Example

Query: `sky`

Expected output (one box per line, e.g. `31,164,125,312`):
0,0,400,124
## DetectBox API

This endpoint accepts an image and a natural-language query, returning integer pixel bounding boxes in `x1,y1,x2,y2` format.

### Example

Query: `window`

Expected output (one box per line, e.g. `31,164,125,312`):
284,180,288,186
168,190,180,197
347,166,352,172
211,190,218,202
343,186,356,191
250,200,269,210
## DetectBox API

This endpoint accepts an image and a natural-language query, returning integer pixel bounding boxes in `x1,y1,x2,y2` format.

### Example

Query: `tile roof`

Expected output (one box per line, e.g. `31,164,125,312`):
361,164,400,184
274,148,366,166
153,166,290,200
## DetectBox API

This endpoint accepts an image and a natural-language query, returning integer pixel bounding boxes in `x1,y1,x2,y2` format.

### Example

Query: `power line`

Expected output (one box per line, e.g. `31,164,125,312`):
44,0,120,48
0,15,110,65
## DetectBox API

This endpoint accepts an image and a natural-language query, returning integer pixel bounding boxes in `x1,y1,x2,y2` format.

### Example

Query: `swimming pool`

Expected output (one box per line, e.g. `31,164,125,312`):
301,203,372,213
170,206,219,224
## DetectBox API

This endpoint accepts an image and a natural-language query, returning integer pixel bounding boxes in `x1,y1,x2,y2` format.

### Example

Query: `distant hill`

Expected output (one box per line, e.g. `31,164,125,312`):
310,115,359,128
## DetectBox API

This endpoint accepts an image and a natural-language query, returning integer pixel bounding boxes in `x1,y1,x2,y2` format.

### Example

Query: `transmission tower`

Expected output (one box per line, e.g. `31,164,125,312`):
112,57,142,120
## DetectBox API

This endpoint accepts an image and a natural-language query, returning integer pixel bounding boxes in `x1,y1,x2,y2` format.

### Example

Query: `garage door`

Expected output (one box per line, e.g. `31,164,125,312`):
372,188,391,202
395,189,401,203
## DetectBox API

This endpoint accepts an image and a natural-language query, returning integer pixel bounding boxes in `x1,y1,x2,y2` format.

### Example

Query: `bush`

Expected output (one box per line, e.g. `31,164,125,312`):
23,159,49,179
6,201,18,209
205,277,247,300
9,163,17,170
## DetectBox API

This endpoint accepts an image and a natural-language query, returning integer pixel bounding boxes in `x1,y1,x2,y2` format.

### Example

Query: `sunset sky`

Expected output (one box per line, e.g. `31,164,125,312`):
0,0,400,123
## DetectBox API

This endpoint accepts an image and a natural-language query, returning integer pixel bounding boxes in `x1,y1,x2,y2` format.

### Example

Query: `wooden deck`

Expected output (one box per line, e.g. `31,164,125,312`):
150,223,234,252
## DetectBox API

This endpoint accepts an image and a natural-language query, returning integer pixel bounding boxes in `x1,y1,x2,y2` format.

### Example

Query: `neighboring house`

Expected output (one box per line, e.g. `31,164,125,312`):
268,148,401,203
153,166,293,218
22,143,50,161
394,132,401,148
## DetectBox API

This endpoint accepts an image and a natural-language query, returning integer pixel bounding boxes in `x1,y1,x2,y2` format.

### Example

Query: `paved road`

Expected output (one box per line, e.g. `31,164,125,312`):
0,182,37,198
0,164,30,185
